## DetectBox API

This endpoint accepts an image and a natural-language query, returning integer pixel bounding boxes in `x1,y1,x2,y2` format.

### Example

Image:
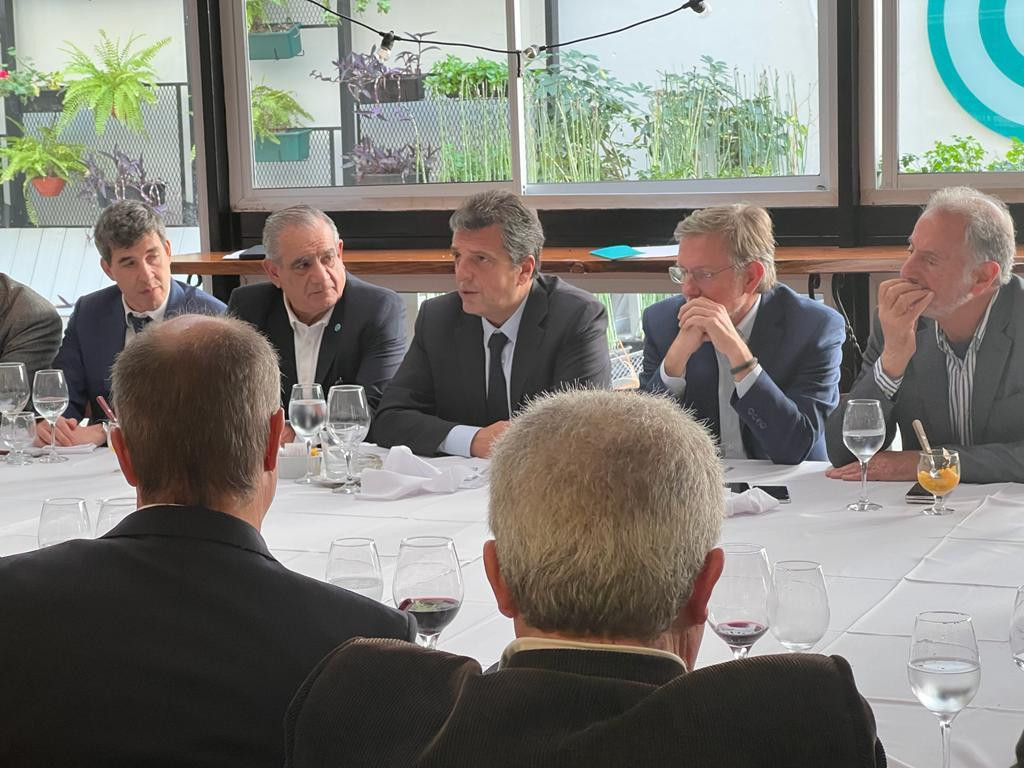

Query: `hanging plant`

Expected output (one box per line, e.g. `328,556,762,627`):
0,123,87,225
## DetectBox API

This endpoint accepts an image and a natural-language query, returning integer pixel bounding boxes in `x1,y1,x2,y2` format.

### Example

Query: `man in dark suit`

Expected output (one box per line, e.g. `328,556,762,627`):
641,204,844,464
285,390,885,768
228,205,405,417
42,200,225,446
0,314,415,767
373,190,611,458
0,272,62,380
827,186,1024,483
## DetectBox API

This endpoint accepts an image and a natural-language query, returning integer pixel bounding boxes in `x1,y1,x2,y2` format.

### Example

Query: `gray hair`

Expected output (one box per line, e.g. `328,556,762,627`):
450,190,545,273
93,200,168,263
489,389,724,642
923,186,1016,285
111,315,280,507
674,204,777,292
263,205,340,262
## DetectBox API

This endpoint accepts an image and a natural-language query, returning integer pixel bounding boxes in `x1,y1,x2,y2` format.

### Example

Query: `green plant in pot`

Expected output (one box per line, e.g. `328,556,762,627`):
247,0,303,60
425,55,508,99
57,31,170,135
0,123,87,224
0,48,66,108
252,84,313,163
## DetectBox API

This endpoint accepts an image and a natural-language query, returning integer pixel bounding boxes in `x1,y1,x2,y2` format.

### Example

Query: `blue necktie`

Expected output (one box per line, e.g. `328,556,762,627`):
128,313,152,334
486,332,509,423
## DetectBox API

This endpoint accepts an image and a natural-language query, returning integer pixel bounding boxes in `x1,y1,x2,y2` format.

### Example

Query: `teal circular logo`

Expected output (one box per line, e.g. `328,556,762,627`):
927,0,1024,139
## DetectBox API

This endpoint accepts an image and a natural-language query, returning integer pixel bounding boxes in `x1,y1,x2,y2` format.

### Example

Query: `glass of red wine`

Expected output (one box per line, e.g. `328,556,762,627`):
708,543,772,660
393,536,464,650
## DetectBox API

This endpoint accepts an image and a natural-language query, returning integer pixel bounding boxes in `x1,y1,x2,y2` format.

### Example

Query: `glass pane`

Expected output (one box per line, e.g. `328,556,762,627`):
897,0,1024,174
521,0,821,184
245,0,511,189
0,0,199,309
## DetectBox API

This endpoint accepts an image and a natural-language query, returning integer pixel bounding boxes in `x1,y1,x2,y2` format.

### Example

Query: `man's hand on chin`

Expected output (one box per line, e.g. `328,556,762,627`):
825,450,920,482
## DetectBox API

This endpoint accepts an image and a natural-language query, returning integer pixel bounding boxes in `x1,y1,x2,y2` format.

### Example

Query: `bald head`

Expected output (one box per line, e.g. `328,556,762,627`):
111,314,281,507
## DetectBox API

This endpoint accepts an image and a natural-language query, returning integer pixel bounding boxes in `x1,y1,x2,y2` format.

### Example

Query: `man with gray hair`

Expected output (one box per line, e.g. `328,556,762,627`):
827,186,1024,483
374,189,610,458
641,204,846,464
0,315,415,767
228,205,405,415
284,390,885,767
41,199,224,447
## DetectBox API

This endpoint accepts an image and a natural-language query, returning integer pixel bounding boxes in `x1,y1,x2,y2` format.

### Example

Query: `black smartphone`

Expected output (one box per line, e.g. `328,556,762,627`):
755,485,791,503
906,482,933,504
725,482,750,494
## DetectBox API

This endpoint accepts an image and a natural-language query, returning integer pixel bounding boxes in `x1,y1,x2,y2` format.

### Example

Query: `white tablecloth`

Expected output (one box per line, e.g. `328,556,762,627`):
1,451,1022,768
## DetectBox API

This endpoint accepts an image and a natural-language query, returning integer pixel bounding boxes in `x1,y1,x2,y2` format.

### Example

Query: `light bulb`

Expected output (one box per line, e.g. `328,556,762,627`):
375,31,396,62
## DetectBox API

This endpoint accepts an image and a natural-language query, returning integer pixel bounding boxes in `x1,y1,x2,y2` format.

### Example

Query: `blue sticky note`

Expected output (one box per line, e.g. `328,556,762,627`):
591,245,642,260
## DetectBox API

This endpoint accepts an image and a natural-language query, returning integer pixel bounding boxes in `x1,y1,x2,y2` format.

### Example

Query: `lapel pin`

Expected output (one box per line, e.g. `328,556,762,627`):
334,323,341,332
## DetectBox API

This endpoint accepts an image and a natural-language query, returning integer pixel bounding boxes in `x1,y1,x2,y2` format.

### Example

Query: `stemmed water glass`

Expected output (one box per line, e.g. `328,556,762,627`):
842,398,885,511
96,497,136,537
325,537,383,601
768,560,830,652
907,611,981,768
0,362,30,415
393,536,464,650
1010,586,1024,671
288,383,326,485
2,411,36,465
708,543,772,659
38,497,91,548
917,449,960,516
32,369,69,464
326,385,371,495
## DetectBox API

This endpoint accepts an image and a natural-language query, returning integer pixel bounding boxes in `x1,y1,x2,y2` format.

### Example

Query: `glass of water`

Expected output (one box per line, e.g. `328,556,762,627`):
1011,586,1024,672
767,560,830,652
38,497,91,548
32,369,70,464
2,411,36,465
841,398,885,511
0,362,30,415
907,611,980,768
325,537,383,601
96,496,137,537
288,384,326,485
326,385,371,495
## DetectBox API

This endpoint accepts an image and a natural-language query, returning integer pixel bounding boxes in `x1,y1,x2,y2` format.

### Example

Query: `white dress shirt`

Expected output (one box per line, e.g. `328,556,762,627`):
438,296,530,458
499,636,687,672
122,292,170,346
283,295,331,388
660,296,763,459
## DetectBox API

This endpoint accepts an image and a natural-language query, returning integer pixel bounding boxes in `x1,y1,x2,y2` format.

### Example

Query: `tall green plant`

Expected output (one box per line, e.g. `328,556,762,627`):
431,83,511,183
251,84,312,143
425,55,507,98
0,124,87,224
57,31,171,135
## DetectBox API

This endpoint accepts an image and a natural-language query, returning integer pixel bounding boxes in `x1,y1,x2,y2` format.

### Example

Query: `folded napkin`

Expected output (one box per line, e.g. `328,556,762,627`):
25,443,98,457
724,487,780,518
358,446,488,501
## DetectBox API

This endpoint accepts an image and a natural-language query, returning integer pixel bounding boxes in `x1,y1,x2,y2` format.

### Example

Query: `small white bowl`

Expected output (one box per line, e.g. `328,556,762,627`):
278,453,320,480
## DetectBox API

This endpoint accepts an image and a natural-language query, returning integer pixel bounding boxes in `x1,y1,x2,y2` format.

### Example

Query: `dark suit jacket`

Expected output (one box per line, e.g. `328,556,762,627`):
0,273,62,381
285,639,886,768
52,280,226,421
641,284,845,463
0,505,416,768
825,276,1024,483
227,275,405,413
373,274,611,456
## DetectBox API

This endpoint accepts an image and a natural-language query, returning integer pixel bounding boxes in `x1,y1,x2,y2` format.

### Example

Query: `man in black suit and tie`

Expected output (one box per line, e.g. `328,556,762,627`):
285,390,885,768
0,315,415,767
373,190,611,458
228,205,405,420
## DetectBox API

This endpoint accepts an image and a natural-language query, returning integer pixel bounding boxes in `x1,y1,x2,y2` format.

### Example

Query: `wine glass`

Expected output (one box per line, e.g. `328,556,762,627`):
708,543,772,659
907,611,980,768
768,560,830,652
917,449,960,516
325,537,383,601
326,385,371,495
32,369,69,464
38,497,91,548
1010,586,1024,671
393,536,464,650
96,496,136,537
288,383,326,485
841,398,885,511
0,362,30,415
2,411,36,465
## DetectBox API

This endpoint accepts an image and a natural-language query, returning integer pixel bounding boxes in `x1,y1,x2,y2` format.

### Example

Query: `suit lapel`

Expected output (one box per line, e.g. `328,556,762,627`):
971,288,1013,438
98,293,128,399
738,290,781,457
163,280,185,317
266,298,298,404
509,281,546,410
455,311,487,426
313,298,346,387
907,321,952,442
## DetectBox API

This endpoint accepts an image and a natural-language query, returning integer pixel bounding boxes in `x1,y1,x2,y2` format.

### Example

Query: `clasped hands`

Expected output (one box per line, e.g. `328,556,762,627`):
35,417,106,447
662,298,752,379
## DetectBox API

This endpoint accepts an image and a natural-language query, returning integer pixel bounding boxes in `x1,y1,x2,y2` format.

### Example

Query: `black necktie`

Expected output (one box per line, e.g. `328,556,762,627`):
486,332,509,423
127,314,152,334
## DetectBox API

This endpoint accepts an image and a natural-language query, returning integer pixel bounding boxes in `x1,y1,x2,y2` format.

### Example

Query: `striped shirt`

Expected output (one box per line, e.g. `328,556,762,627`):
873,294,998,446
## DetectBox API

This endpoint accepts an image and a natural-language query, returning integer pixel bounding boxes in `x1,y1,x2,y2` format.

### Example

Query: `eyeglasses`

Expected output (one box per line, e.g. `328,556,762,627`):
668,264,737,284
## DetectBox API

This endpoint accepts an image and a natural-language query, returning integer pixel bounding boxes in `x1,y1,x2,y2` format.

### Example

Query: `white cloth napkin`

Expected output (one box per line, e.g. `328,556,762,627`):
358,446,488,501
25,444,98,457
724,487,780,518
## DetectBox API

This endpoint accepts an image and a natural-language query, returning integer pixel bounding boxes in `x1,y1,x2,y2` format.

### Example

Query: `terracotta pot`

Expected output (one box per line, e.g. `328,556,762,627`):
30,176,66,197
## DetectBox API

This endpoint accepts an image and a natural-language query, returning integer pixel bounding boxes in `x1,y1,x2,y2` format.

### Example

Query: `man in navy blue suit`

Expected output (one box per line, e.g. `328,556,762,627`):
40,200,225,446
640,204,844,464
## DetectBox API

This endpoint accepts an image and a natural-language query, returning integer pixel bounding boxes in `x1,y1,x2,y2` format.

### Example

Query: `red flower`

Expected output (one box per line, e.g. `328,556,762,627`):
0,70,9,79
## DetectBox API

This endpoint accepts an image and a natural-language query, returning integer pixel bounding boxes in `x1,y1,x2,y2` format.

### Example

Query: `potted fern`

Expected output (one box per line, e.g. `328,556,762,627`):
0,124,86,224
251,85,313,162
247,0,303,61
57,31,170,135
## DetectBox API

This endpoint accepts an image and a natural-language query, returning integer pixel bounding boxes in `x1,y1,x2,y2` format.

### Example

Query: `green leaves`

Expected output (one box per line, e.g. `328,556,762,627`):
425,55,508,99
251,84,312,142
0,124,87,224
900,135,1024,173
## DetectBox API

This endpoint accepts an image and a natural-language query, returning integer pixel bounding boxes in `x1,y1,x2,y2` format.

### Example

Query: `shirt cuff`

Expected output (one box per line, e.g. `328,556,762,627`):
733,364,763,398
438,425,481,458
872,358,902,400
659,360,687,397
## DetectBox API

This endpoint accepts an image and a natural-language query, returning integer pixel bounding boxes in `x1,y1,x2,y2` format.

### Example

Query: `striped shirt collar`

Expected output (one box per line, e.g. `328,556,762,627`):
933,290,998,357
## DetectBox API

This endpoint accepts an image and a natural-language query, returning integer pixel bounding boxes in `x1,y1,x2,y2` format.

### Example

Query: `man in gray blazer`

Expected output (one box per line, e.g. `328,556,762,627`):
372,190,611,458
826,186,1024,484
0,273,62,380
